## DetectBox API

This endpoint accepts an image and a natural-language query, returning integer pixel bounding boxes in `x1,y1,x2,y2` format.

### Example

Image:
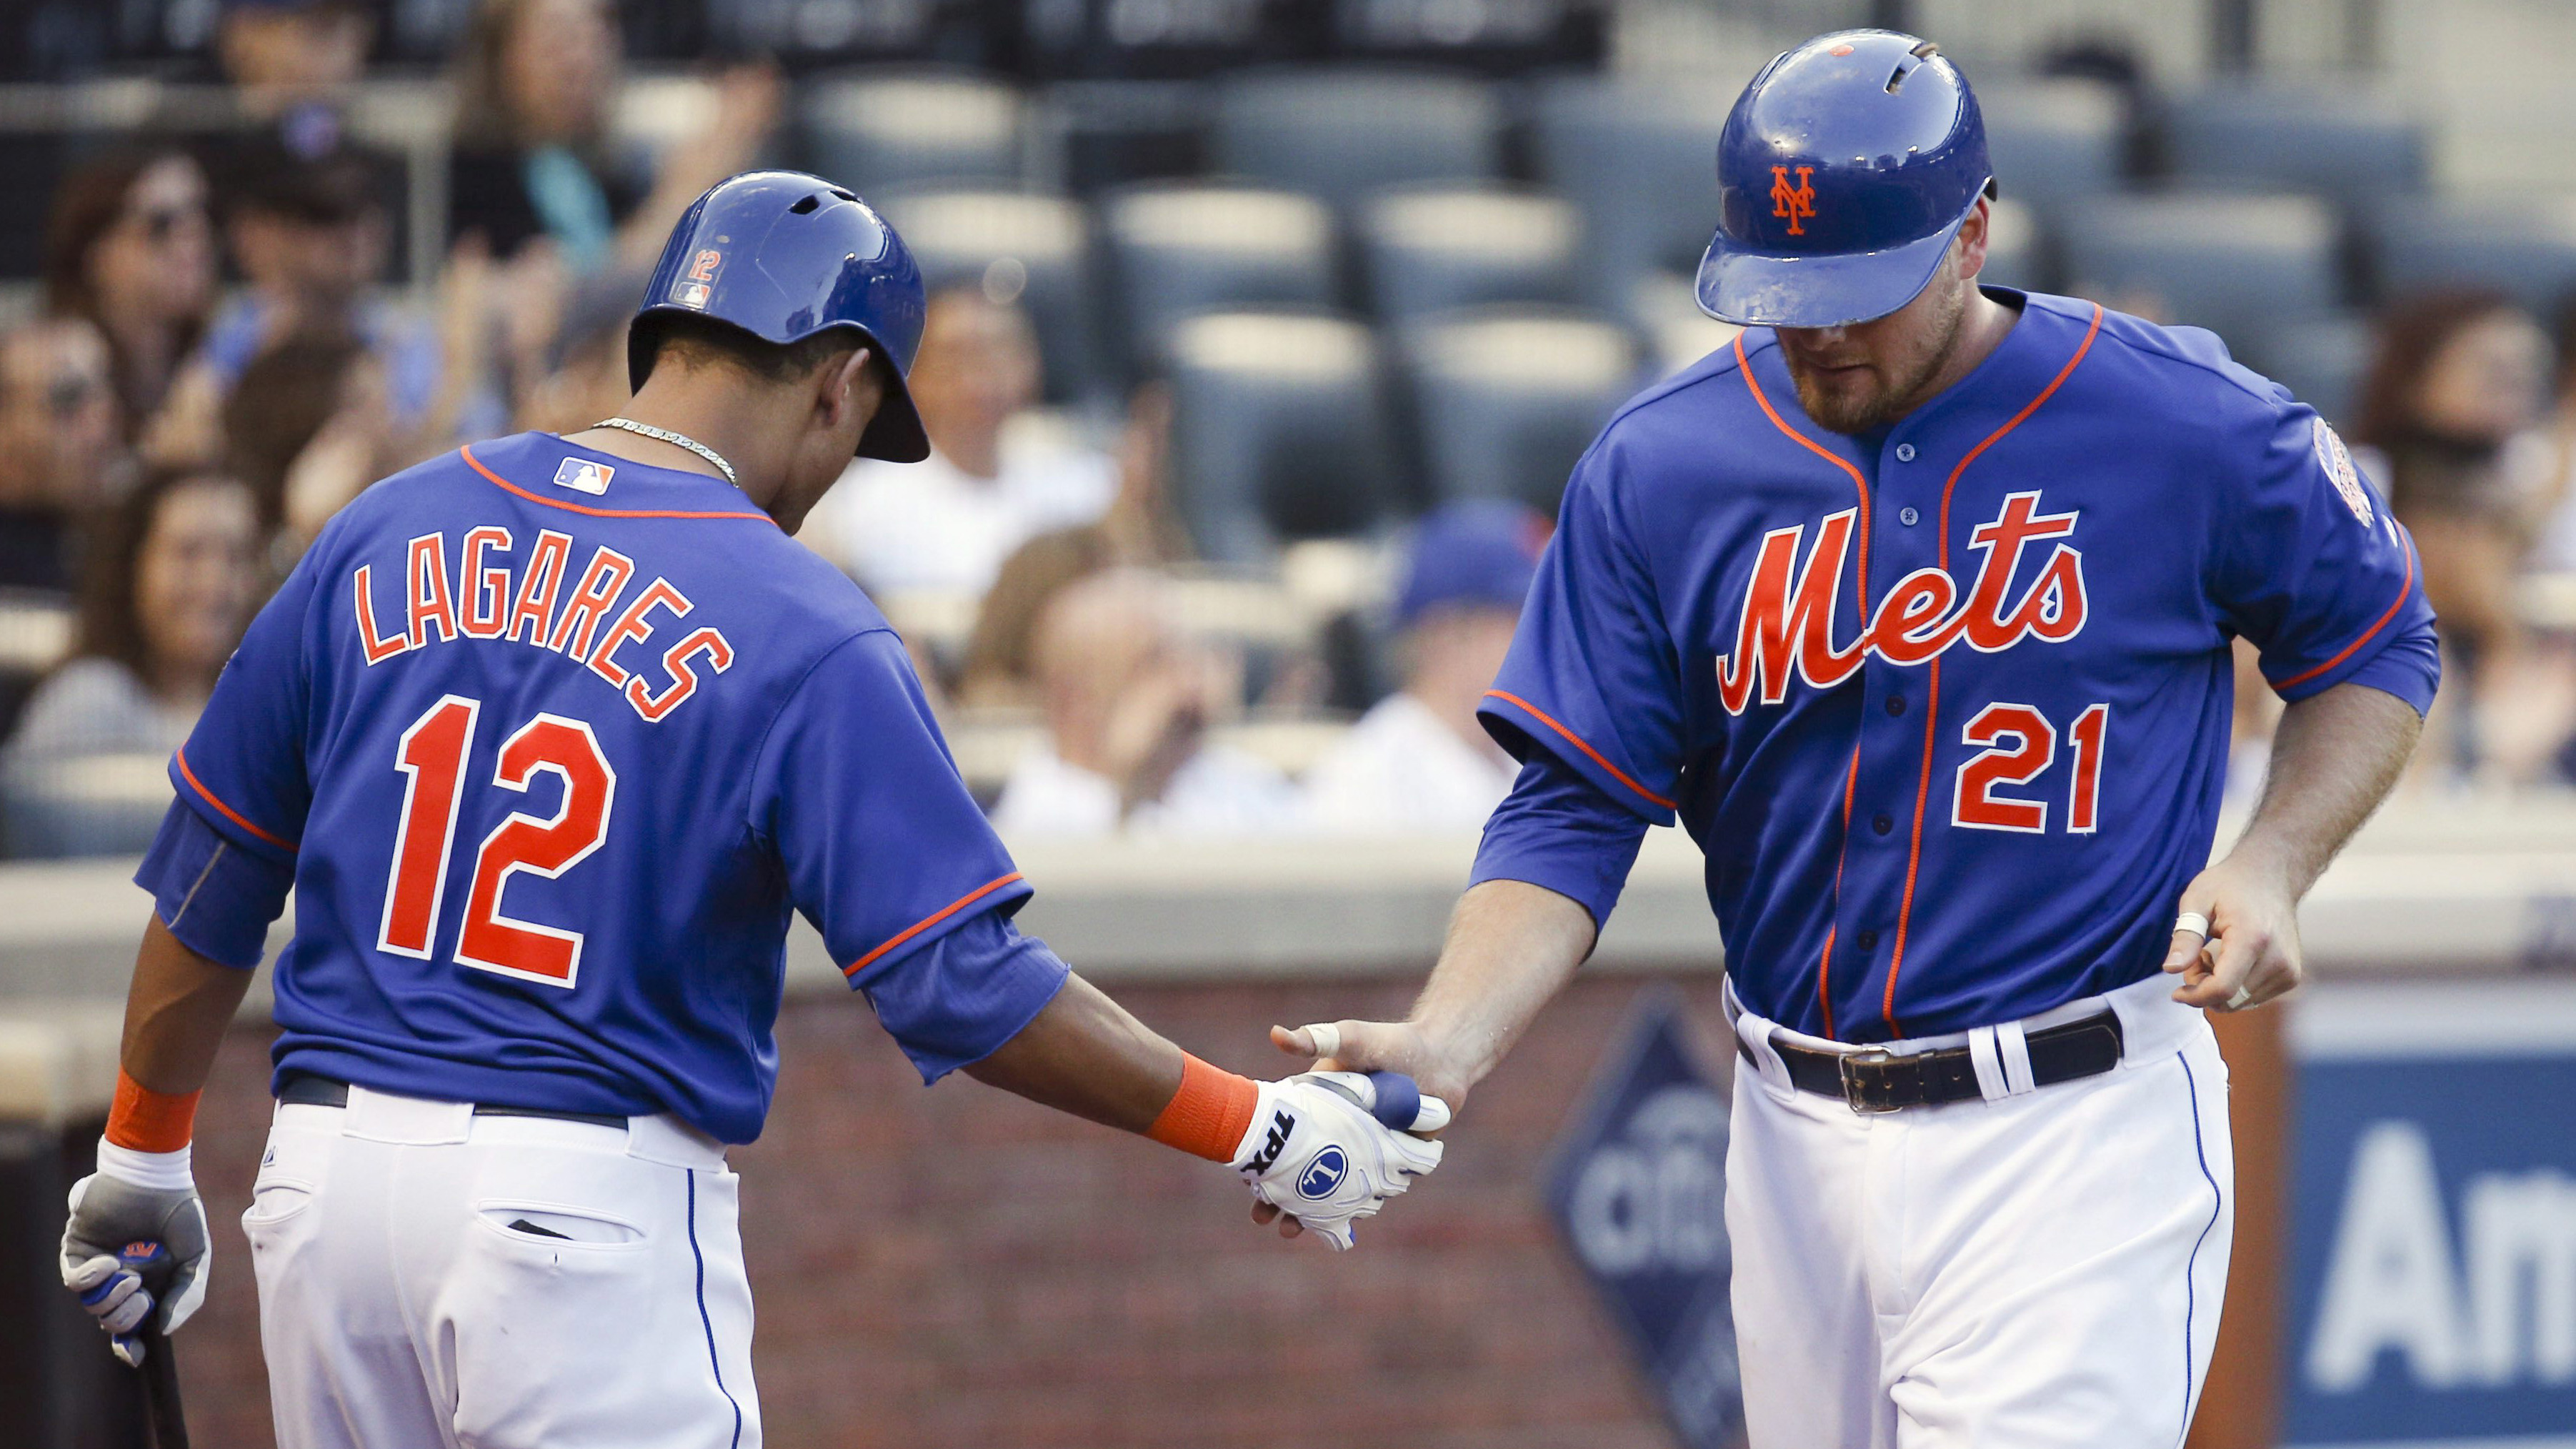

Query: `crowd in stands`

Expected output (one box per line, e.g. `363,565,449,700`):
4,0,2576,859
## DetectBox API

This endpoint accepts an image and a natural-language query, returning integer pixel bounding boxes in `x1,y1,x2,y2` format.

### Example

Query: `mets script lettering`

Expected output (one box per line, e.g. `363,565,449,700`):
1714,491,2086,714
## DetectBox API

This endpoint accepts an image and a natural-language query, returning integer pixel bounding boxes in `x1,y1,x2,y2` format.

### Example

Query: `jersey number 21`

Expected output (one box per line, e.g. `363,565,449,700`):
377,694,616,987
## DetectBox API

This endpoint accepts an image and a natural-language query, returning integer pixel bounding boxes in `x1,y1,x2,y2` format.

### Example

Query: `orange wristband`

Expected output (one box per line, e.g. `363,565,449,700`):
106,1070,200,1153
1145,1053,1260,1163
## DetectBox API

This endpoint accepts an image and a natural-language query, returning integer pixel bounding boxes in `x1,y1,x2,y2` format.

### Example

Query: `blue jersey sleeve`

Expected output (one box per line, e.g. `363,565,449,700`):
169,538,322,860
134,801,295,969
1478,442,1687,823
750,629,1037,992
1468,756,1652,930
2212,406,2440,713
857,910,1070,1083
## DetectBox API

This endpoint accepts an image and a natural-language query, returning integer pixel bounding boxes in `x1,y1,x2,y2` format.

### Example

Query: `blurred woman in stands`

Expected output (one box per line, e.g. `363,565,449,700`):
1,469,259,857
223,327,395,567
0,319,126,594
2355,289,2569,786
446,0,779,275
42,149,219,463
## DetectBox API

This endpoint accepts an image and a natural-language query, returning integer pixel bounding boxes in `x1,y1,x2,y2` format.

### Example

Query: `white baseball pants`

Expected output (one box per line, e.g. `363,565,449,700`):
244,1084,759,1449
1725,972,2234,1448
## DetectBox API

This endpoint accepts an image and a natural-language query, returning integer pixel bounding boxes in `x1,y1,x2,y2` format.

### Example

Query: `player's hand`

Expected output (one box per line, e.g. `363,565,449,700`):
1230,1072,1444,1251
1269,1018,1472,1109
2163,854,2304,1012
60,1165,211,1367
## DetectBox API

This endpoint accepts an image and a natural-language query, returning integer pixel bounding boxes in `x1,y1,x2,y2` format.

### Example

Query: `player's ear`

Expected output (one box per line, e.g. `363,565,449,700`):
1955,196,1991,282
822,346,879,433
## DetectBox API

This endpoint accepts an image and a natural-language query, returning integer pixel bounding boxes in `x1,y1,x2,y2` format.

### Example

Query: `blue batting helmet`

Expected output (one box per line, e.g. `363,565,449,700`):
630,170,931,463
1695,31,1994,329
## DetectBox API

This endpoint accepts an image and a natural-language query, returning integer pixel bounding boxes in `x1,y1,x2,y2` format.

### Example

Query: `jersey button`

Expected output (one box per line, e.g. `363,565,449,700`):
1872,813,1894,835
1885,694,1907,717
1899,505,1920,526
1894,443,1917,462
1857,929,1879,950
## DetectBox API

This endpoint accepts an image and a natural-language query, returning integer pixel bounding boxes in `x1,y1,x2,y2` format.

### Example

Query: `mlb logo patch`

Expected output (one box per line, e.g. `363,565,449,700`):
674,282,711,309
552,458,614,495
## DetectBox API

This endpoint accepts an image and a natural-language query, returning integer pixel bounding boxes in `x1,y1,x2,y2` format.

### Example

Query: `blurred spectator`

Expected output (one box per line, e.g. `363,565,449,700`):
195,135,497,466
513,271,638,435
2534,297,2576,575
952,381,1191,706
224,328,394,557
0,319,125,594
214,0,373,121
2355,289,2564,782
1303,502,1539,832
1,470,259,857
42,149,218,458
446,0,779,274
991,571,1298,836
808,286,1117,598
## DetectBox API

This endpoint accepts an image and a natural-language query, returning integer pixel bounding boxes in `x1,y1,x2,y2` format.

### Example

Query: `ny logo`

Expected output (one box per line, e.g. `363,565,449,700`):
1770,165,1817,236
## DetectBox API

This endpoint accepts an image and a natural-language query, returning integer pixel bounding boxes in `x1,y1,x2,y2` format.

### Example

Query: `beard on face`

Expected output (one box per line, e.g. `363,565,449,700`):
1779,257,1972,435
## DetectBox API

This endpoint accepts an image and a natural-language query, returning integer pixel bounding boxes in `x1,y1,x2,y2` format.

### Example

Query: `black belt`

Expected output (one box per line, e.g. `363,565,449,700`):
276,1072,629,1129
1737,1009,2125,1112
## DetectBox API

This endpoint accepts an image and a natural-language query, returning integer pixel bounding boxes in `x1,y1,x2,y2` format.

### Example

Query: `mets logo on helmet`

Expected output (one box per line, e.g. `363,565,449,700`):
1771,165,1817,236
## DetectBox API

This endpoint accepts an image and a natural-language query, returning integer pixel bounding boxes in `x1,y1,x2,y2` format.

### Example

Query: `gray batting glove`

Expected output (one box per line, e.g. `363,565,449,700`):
1232,1071,1445,1250
61,1165,211,1368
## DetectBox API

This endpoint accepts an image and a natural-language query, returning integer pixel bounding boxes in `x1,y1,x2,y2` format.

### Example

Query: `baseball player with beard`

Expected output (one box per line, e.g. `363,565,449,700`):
1269,31,2439,1447
57,171,1442,1449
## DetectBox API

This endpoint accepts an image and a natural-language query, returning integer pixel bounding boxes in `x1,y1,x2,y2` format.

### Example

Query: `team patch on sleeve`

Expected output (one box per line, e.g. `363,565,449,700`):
2311,418,2372,527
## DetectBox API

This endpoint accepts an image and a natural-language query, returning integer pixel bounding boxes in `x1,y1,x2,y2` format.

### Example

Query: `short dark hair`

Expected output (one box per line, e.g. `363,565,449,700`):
638,313,862,388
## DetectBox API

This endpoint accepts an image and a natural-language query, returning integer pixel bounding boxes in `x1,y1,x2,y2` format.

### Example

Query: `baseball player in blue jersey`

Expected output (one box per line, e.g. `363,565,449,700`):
1273,32,2438,1446
55,171,1443,1448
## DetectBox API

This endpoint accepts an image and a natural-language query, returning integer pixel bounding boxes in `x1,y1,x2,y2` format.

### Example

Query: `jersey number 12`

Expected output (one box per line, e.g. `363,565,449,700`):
379,694,617,987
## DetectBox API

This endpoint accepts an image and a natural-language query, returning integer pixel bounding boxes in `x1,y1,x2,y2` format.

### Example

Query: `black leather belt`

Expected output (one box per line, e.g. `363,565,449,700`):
1737,1009,2125,1112
276,1072,629,1129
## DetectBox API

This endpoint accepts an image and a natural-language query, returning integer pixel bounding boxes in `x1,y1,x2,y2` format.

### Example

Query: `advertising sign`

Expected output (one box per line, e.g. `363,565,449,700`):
2285,982,2576,1447
1546,989,1744,1449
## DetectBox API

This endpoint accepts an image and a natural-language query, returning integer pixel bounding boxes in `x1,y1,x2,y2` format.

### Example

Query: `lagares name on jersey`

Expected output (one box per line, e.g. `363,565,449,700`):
349,525,737,724
1716,489,2086,714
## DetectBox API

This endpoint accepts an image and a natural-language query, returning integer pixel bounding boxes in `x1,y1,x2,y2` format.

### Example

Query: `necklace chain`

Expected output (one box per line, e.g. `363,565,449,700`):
591,417,738,488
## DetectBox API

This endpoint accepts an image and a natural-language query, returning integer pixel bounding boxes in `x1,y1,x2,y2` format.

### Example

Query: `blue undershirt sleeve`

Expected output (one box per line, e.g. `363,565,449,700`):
1467,755,1653,932
134,800,296,970
855,905,1072,1084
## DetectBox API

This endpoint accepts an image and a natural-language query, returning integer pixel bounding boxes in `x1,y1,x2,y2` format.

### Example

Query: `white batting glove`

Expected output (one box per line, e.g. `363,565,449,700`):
1230,1071,1446,1250
61,1140,211,1368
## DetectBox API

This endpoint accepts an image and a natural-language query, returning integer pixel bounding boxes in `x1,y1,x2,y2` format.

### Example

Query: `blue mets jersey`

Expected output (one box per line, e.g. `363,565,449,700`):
155,432,1059,1141
1473,291,2439,1042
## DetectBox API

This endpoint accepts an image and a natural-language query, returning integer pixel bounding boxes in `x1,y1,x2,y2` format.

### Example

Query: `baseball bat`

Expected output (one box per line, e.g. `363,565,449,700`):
118,1243,191,1449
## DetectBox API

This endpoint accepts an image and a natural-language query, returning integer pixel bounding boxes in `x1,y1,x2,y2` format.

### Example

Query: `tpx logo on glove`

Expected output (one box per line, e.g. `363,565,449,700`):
1244,1110,1297,1175
1296,1146,1349,1200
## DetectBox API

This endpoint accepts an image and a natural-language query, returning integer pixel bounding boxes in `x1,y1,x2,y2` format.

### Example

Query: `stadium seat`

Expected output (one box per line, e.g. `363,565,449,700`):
2367,194,2576,314
2163,84,2430,205
1527,76,1730,307
1357,186,1581,324
1979,196,2047,294
1102,184,1337,373
1209,68,1502,211
872,189,1099,401
1975,79,2125,222
1166,311,1399,562
1625,271,1742,379
2254,313,2373,429
801,71,1026,191
2058,192,2341,344
1401,307,1641,514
